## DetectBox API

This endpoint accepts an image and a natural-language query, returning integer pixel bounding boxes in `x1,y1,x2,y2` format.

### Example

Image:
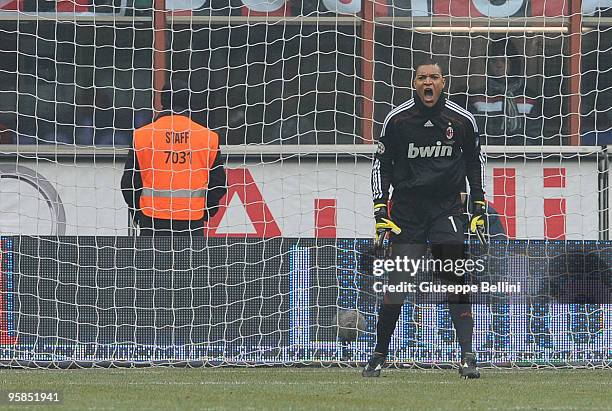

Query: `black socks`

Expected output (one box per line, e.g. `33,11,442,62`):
449,303,474,356
374,304,403,355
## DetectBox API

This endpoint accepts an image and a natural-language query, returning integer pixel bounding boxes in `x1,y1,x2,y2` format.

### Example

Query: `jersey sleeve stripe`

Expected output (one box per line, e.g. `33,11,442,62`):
445,100,479,133
479,152,486,192
372,158,382,200
380,99,414,138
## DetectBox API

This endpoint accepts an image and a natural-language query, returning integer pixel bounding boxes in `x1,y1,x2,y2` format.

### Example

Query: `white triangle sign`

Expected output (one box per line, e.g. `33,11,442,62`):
214,192,257,234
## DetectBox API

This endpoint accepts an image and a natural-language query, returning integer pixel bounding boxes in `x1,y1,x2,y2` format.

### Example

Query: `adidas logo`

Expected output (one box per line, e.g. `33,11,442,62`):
424,120,434,127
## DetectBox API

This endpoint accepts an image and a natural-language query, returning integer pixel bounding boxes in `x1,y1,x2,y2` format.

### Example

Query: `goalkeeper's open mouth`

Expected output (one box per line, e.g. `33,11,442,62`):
424,87,434,98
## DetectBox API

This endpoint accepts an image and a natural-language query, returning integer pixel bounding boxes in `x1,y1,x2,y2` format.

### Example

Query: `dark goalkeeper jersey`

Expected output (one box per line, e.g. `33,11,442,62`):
372,95,485,208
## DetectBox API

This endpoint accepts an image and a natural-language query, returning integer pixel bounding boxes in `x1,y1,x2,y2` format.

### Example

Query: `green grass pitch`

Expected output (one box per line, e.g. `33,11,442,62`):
0,368,610,410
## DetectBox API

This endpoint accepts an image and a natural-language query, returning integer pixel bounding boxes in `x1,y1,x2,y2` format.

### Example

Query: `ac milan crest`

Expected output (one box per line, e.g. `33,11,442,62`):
446,123,454,140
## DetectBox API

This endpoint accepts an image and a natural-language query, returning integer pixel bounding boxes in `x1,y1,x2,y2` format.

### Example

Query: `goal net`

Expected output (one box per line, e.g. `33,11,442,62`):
0,0,610,367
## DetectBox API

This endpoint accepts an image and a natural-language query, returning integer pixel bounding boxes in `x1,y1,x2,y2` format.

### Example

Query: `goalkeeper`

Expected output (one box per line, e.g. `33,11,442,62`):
364,59,485,379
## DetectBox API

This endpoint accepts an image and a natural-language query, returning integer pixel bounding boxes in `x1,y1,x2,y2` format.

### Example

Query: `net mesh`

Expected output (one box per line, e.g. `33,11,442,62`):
0,0,610,366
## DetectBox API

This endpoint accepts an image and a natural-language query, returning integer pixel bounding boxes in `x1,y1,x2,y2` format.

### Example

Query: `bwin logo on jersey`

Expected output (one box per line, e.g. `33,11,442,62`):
407,141,453,158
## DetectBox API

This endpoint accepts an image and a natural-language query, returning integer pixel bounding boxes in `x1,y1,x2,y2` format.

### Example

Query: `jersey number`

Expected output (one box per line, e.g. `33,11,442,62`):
164,150,191,164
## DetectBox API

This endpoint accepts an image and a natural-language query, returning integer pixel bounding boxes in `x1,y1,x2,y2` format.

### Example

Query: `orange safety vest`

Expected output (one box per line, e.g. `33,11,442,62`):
134,114,219,221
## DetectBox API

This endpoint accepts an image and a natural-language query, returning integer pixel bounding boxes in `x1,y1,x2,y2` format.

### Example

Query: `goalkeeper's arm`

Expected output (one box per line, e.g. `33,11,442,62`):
371,121,395,207
463,123,487,241
371,124,400,246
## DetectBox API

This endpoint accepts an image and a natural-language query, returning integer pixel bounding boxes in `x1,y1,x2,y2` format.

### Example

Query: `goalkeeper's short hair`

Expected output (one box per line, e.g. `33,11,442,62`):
414,57,446,75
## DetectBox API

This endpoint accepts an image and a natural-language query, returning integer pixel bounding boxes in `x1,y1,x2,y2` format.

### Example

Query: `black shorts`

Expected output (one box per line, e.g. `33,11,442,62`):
383,193,469,305
390,193,466,245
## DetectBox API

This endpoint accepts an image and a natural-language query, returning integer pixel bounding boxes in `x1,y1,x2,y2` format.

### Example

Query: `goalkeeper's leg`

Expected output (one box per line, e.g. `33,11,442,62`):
448,294,479,379
362,302,402,377
363,243,426,377
430,211,480,379
432,243,480,379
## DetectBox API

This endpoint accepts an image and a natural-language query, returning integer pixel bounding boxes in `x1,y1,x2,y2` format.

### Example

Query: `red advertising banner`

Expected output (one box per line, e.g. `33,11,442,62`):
0,0,22,10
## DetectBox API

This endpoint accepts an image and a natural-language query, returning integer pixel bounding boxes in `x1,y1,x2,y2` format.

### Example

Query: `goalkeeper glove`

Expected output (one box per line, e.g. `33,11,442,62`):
374,203,402,248
469,200,488,244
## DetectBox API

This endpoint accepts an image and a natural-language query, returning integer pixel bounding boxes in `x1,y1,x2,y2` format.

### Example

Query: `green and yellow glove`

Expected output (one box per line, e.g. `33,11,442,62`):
374,203,401,247
469,200,488,244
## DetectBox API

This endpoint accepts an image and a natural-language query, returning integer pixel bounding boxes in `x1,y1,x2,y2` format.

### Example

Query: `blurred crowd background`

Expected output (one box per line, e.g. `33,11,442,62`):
0,1,610,146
